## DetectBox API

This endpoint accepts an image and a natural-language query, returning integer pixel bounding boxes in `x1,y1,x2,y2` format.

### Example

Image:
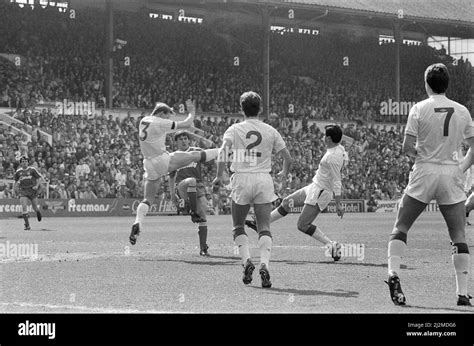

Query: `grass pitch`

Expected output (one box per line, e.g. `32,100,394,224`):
1,212,473,313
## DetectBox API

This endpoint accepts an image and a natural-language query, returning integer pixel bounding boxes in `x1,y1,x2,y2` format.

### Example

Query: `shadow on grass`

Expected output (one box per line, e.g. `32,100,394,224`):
250,286,359,298
315,261,414,270
26,228,57,232
138,254,240,266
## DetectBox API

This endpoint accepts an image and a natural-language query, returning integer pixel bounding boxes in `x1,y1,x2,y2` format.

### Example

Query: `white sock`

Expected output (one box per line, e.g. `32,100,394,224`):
453,253,470,296
270,209,285,223
258,235,272,267
204,148,219,162
234,234,250,265
311,226,332,245
135,202,149,225
388,239,406,276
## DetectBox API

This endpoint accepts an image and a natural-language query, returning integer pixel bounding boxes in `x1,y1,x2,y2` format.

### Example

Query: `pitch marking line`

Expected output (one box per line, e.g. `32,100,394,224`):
0,302,170,313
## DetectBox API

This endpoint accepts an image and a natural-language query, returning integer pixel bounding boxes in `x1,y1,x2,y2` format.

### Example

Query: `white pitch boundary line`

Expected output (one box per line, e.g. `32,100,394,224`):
0,302,170,314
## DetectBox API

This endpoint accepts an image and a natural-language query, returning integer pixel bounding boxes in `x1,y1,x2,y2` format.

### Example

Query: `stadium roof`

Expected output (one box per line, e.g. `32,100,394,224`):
76,0,474,38
272,0,474,25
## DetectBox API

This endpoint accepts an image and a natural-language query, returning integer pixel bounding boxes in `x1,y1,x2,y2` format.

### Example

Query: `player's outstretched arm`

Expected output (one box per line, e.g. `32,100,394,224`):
32,169,44,191
461,137,474,173
329,157,344,218
175,99,196,129
213,139,232,187
276,147,292,178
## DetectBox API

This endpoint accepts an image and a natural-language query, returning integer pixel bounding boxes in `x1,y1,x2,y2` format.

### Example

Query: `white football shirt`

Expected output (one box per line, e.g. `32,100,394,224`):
139,115,176,158
312,144,346,196
223,118,286,173
405,94,474,165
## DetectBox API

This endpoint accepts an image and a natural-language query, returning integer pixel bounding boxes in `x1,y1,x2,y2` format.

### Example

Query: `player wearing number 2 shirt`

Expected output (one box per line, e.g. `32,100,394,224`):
386,63,474,307
213,91,292,288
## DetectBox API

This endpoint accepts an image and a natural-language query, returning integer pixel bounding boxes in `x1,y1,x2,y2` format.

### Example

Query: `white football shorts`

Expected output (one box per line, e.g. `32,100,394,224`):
405,163,465,205
143,152,170,181
230,172,278,205
304,183,333,210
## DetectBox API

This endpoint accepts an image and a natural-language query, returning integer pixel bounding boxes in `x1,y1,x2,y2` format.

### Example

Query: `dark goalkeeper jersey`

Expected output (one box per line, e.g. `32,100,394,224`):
14,166,41,189
170,147,203,183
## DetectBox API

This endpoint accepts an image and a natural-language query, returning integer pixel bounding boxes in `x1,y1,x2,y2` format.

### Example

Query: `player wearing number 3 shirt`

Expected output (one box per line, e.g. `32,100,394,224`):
213,91,292,288
129,100,219,246
386,63,474,307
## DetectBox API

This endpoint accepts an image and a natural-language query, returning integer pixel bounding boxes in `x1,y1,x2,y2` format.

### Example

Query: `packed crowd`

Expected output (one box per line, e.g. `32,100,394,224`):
0,109,412,208
0,4,471,120
0,4,470,208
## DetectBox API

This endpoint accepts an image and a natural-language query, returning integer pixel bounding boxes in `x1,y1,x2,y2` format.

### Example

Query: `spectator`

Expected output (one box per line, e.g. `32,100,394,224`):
75,158,90,181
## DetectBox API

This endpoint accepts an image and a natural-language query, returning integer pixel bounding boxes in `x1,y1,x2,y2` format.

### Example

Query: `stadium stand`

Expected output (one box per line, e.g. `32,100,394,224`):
0,2,471,213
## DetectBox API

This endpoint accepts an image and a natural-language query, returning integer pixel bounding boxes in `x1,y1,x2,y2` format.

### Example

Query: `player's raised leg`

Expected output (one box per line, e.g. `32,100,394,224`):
296,202,340,261
177,178,206,224
386,194,427,305
231,201,254,284
439,202,472,306
254,202,273,288
168,149,219,172
245,187,307,232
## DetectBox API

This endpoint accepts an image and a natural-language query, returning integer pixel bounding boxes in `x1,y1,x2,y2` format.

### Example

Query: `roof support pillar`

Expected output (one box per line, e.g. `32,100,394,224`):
393,21,402,124
105,0,114,109
261,6,270,120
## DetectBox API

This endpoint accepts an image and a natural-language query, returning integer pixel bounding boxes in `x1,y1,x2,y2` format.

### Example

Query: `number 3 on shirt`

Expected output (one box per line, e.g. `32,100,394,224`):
434,107,454,136
139,121,151,141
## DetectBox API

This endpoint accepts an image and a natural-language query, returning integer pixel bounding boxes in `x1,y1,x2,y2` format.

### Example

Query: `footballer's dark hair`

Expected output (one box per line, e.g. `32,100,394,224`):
240,91,261,117
325,125,343,144
151,102,175,116
20,156,29,163
174,130,190,141
425,63,449,94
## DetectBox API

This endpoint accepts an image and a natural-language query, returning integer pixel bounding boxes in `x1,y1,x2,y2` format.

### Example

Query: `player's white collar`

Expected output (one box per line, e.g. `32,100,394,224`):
327,144,342,152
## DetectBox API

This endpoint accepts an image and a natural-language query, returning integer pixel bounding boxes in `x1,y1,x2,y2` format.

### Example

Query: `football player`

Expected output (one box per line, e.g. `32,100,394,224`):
169,131,211,256
13,156,43,230
387,63,474,306
129,100,219,245
213,91,292,288
244,125,346,261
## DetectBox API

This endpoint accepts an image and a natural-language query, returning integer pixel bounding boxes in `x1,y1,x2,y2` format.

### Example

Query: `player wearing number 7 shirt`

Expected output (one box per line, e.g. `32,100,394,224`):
386,63,474,307
129,100,219,245
213,91,292,288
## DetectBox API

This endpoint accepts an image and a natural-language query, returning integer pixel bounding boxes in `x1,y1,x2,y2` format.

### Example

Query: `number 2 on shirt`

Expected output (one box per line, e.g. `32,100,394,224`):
434,107,454,136
246,131,262,157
